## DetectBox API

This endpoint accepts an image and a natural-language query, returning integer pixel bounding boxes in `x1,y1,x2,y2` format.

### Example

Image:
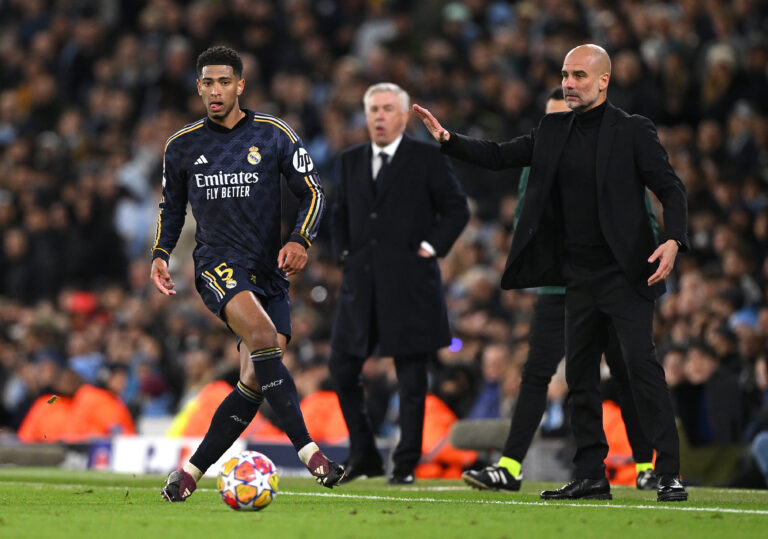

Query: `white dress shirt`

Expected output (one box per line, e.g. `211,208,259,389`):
371,134,403,180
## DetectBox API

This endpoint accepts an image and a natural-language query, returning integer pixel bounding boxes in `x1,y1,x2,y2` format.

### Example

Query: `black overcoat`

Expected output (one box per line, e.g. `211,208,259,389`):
331,134,469,357
442,101,689,301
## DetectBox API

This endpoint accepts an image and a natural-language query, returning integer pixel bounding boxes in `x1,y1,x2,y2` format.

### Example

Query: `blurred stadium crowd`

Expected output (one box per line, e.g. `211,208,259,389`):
1,0,768,485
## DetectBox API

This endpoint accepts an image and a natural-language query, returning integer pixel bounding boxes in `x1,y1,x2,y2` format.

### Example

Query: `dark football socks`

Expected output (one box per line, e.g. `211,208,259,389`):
188,380,263,474
250,347,312,451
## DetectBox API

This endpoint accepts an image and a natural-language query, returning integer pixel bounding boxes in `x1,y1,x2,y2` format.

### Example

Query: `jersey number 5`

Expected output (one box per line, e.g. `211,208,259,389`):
215,263,233,282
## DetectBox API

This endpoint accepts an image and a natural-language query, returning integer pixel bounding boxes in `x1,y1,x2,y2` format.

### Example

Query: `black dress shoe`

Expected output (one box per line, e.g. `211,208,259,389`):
540,478,612,500
387,474,415,485
340,459,384,483
657,474,688,502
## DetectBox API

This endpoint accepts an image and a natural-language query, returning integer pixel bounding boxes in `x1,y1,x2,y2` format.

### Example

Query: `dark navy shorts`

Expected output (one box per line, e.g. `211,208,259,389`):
195,261,291,341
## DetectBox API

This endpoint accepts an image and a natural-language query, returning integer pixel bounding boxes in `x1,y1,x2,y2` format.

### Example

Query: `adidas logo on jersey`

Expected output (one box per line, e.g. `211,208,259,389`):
194,155,208,165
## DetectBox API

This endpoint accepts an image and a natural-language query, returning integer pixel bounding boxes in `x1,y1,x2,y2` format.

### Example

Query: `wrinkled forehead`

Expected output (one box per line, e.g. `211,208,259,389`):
562,50,596,73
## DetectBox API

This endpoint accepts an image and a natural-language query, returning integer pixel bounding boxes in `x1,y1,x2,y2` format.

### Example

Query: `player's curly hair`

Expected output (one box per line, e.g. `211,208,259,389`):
196,46,243,79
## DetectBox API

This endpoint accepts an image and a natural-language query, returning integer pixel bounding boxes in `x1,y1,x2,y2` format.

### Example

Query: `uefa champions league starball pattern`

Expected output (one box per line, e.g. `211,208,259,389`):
217,450,279,511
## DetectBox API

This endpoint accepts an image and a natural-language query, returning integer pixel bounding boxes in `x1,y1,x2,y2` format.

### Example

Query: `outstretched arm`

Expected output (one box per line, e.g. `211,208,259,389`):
414,103,535,170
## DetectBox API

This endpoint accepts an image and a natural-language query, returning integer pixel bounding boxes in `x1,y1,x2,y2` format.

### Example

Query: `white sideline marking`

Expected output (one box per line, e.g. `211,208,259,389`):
613,484,768,496
4,480,768,516
701,487,768,495
269,490,768,516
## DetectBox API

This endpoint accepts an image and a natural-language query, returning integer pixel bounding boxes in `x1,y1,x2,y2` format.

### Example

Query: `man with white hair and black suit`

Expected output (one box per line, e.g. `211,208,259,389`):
330,82,469,485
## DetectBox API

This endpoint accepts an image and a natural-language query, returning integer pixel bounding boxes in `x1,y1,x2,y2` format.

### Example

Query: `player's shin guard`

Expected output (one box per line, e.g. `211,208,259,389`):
250,347,312,451
188,380,263,473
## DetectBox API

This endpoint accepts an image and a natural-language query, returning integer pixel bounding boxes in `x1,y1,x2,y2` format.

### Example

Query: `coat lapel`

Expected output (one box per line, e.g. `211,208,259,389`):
508,112,572,263
595,102,617,199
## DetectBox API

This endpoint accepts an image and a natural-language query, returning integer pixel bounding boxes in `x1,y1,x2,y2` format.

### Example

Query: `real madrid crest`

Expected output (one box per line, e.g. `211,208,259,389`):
247,146,261,165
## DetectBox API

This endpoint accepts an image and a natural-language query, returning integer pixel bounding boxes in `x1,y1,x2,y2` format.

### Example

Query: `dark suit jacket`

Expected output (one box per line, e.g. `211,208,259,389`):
331,133,469,357
442,101,689,300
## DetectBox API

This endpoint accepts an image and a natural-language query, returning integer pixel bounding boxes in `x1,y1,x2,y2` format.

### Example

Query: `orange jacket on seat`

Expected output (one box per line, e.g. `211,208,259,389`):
67,384,136,440
299,390,349,444
17,394,74,442
416,394,478,479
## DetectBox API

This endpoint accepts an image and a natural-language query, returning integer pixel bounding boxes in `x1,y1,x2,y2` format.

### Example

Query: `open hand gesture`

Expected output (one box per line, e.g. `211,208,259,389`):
412,104,451,144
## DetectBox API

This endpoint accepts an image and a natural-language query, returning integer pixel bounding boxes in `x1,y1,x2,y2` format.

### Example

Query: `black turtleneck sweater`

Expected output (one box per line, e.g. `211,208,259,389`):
556,100,616,270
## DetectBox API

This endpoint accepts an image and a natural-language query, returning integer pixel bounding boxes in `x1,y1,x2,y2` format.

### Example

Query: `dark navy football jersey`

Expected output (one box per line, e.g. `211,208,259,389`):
151,109,325,279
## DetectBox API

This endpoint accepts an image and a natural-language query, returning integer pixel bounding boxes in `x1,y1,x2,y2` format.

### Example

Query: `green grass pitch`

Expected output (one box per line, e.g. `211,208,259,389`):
1,468,767,538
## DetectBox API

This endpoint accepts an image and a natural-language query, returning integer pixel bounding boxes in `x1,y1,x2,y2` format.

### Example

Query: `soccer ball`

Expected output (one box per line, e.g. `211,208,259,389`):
217,450,279,511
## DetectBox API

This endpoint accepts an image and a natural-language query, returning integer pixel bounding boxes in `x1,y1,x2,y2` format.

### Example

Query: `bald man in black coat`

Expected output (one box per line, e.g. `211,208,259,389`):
415,44,688,502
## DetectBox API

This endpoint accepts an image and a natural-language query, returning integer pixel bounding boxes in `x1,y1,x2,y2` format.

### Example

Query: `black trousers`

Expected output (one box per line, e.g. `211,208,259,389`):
564,265,679,479
329,349,428,476
502,294,653,464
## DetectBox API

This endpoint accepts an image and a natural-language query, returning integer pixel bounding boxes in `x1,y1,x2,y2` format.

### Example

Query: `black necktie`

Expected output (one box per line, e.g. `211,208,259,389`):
376,152,389,182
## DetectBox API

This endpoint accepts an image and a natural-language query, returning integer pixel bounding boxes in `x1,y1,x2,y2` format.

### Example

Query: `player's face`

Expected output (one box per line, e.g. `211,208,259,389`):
197,65,245,122
365,91,408,147
561,49,609,112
